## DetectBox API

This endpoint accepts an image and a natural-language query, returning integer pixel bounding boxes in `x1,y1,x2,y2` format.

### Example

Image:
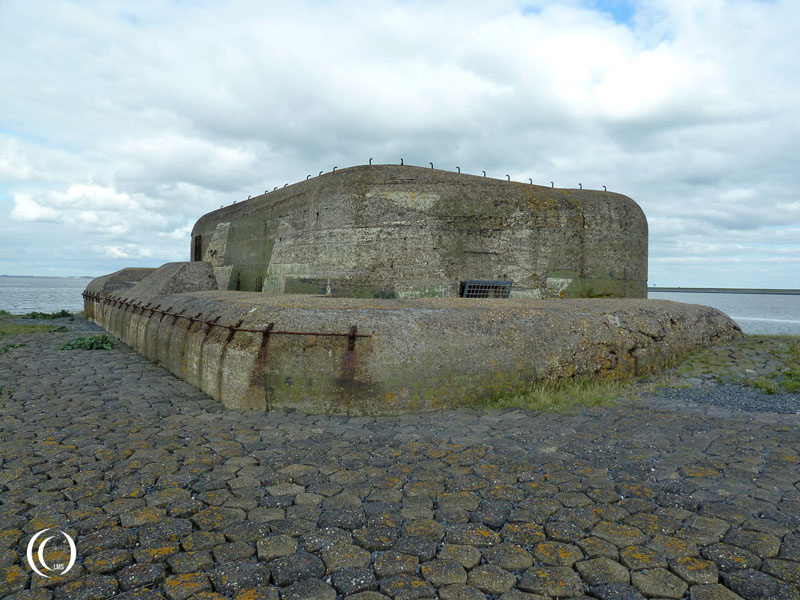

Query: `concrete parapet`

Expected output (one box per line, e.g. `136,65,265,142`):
84,267,156,297
84,284,741,413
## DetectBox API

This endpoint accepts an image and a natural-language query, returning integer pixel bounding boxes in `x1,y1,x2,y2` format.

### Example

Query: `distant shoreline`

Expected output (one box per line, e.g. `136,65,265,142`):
649,287,800,295
0,275,94,279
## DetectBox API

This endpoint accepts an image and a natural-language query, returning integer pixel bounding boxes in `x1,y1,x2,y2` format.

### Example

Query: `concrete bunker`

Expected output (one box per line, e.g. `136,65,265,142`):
191,164,648,299
84,164,740,413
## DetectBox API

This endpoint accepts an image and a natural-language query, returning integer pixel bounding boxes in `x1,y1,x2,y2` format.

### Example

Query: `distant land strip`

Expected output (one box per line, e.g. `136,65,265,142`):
649,287,800,295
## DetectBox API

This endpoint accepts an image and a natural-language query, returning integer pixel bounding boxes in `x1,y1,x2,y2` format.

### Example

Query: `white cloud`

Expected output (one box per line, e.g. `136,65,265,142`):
11,195,60,222
96,244,154,259
0,142,34,180
159,223,194,240
11,184,167,235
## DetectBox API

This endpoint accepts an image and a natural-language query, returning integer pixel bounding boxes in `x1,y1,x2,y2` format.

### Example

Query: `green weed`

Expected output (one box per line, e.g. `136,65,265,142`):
59,334,114,350
751,378,777,395
0,343,25,355
22,309,71,319
782,369,800,394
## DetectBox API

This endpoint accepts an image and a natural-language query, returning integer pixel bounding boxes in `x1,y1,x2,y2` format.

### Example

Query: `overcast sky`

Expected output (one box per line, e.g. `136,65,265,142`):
1,0,798,288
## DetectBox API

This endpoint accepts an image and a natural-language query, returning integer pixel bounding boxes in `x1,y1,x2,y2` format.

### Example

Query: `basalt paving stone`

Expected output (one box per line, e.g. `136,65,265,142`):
280,578,336,600
631,567,689,598
436,583,486,600
533,540,584,567
575,557,630,586
6,590,56,600
51,574,118,600
647,534,700,559
762,558,800,586
437,545,482,570
701,542,764,571
346,593,391,600
518,565,585,597
269,552,325,586
353,526,398,550
373,552,419,578
1,328,799,599
332,566,378,595
482,542,534,571
619,545,667,570
391,536,437,561
207,560,271,595
212,541,257,563
499,591,551,600
321,542,371,571
466,564,517,595
720,569,800,600
579,536,620,561
589,583,646,600
116,563,166,591
166,550,214,574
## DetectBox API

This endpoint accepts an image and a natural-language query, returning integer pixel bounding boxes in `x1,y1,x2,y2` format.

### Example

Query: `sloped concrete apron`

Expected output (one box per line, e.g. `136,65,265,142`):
84,267,741,414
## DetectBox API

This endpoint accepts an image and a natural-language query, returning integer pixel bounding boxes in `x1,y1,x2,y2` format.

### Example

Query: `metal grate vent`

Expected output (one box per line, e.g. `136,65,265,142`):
461,280,513,298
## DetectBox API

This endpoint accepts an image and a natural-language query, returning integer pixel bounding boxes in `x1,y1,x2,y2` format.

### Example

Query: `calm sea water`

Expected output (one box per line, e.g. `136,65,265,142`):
1,277,797,335
649,291,800,336
0,276,92,314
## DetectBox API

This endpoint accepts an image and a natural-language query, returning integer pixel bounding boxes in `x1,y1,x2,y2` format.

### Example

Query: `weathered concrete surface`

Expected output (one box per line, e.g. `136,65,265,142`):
191,164,648,299
85,284,741,413
83,266,156,296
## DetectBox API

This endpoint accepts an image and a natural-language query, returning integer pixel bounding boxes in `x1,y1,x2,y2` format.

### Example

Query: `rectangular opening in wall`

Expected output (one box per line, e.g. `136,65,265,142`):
461,280,513,298
192,235,202,261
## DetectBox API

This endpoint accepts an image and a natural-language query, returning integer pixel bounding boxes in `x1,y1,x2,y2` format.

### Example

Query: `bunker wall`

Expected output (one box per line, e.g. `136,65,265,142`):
191,165,647,299
84,287,741,414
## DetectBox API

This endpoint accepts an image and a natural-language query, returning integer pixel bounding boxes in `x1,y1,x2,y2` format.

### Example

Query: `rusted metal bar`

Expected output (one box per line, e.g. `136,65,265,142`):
261,322,275,346
203,315,221,334
348,325,357,351
225,320,244,343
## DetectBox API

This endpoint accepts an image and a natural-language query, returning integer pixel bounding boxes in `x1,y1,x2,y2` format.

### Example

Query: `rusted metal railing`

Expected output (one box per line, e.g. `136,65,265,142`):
81,291,370,346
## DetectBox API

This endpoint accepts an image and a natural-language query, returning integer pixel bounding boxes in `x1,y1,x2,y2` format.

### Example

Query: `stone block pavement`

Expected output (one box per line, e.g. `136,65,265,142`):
0,318,798,600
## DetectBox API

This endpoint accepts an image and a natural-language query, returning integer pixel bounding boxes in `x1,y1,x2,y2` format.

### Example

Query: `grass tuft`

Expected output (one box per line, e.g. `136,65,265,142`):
479,378,634,412
782,369,800,394
788,340,800,366
0,309,73,338
59,334,114,350
0,321,58,338
0,343,25,355
750,378,777,395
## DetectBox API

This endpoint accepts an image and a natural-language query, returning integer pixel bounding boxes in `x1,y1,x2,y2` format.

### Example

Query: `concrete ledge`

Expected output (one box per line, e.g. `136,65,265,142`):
85,286,742,414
